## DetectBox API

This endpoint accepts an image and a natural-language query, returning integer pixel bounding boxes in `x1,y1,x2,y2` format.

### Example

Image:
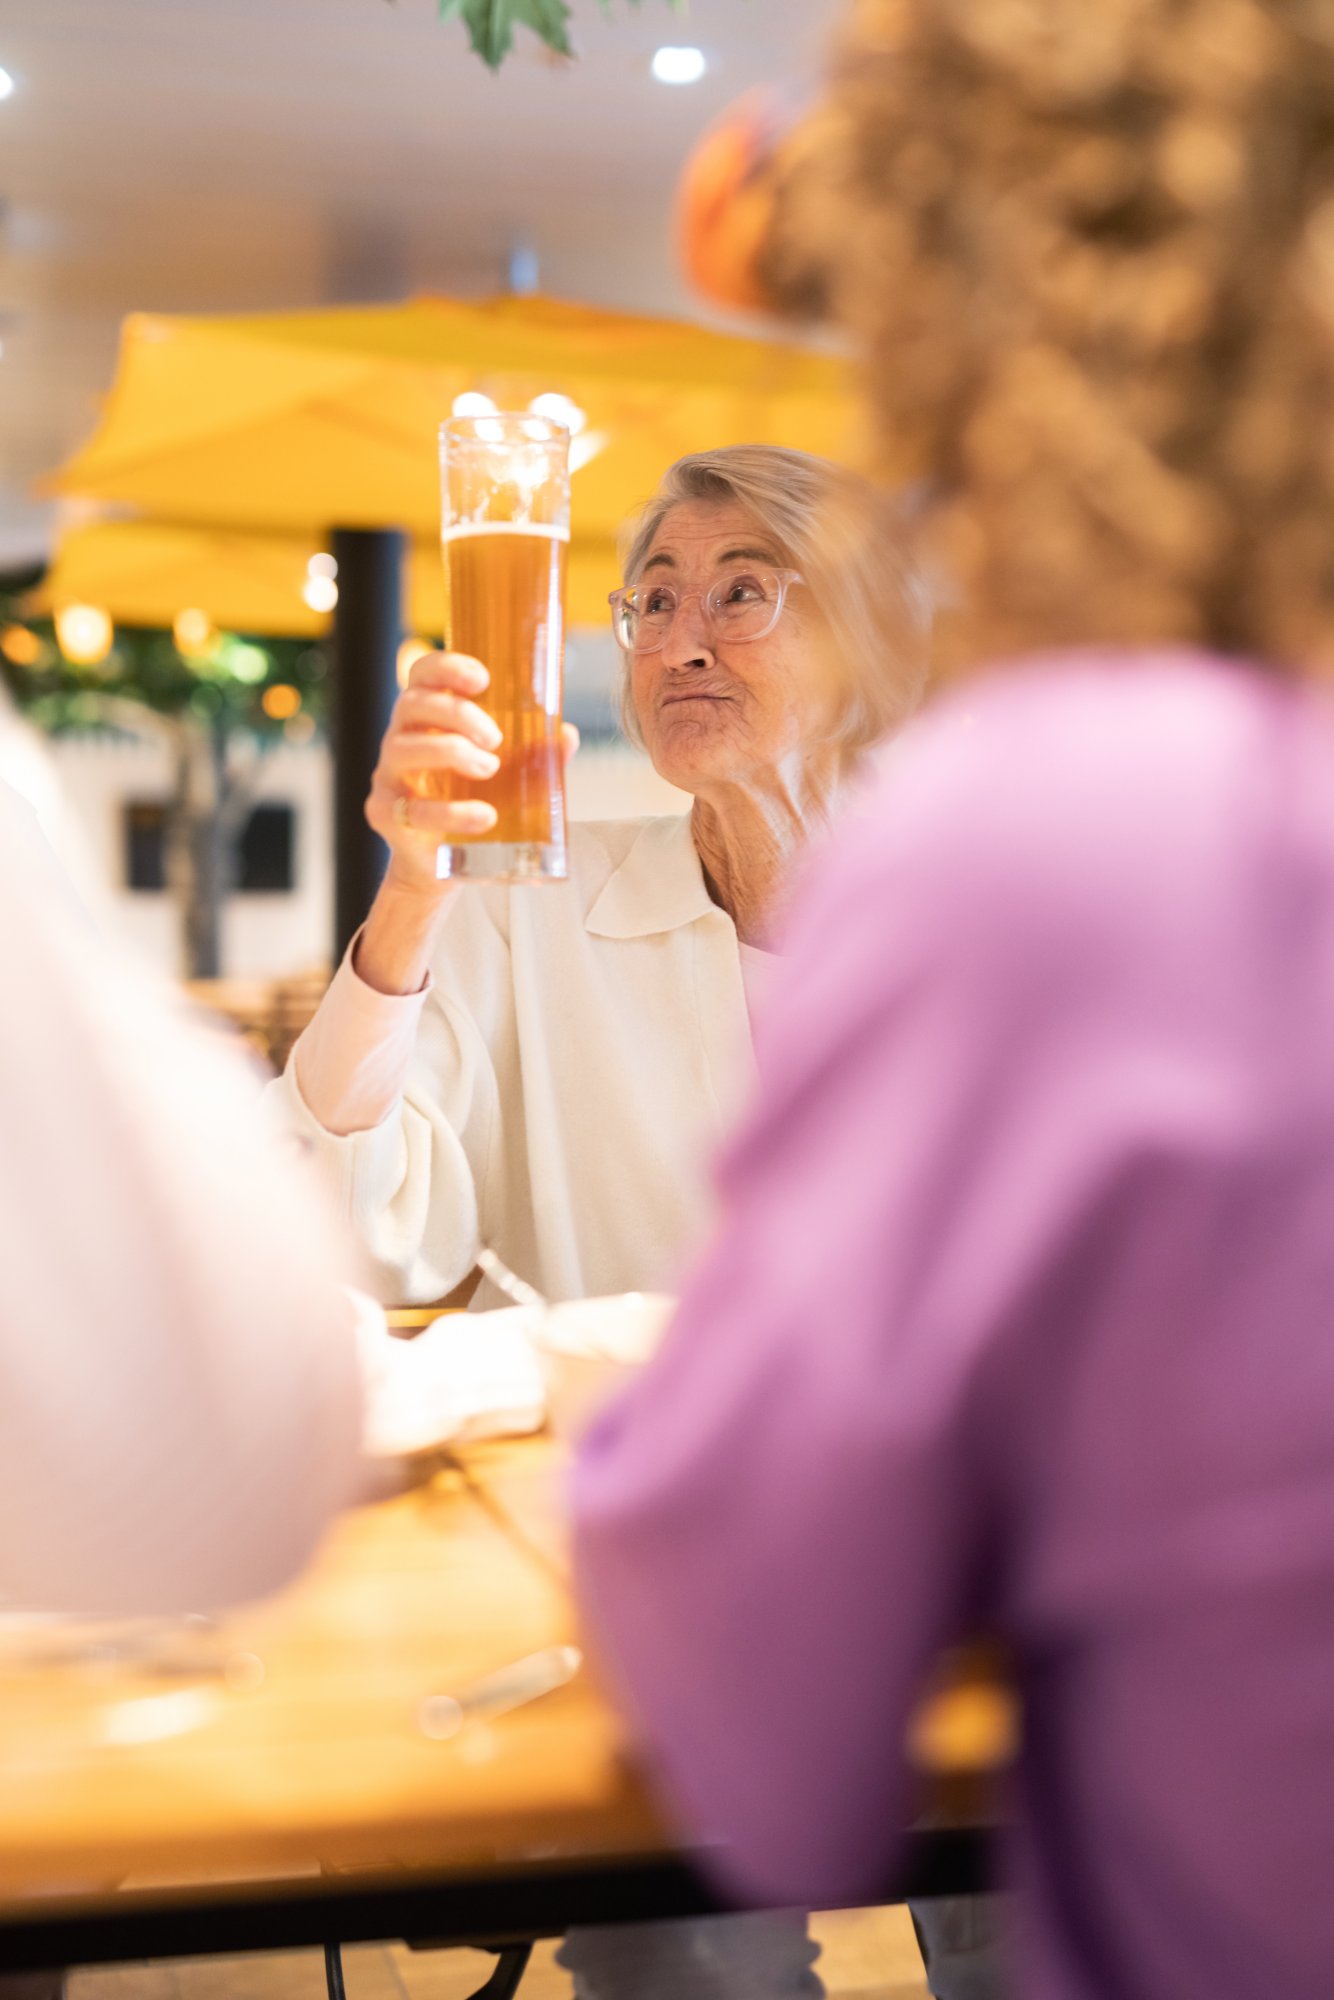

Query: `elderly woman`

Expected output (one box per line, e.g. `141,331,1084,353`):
277,444,926,1313
272,443,926,2000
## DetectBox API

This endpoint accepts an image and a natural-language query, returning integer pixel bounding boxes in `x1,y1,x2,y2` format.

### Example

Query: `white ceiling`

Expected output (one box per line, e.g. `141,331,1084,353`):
0,0,840,566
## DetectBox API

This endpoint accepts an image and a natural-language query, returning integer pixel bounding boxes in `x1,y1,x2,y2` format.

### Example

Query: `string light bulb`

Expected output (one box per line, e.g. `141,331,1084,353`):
173,607,216,658
55,604,113,666
261,683,301,721
452,392,498,420
528,392,587,437
0,624,42,668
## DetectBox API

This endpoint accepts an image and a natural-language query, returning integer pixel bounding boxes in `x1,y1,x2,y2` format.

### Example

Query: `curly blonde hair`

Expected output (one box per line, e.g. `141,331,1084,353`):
764,0,1334,676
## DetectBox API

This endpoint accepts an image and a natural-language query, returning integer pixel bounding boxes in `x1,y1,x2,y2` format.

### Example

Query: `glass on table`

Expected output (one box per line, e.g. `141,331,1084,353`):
407,412,570,884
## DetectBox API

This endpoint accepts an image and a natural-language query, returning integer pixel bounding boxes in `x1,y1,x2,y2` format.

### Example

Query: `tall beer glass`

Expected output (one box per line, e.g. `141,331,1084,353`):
427,412,570,881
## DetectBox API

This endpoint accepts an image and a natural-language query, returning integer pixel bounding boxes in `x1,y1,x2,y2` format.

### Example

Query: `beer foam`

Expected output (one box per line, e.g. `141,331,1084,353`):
441,521,570,543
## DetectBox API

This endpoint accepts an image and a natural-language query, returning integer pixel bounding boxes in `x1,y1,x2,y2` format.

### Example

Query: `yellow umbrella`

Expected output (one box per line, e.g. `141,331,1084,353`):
29,518,623,637
45,293,852,956
47,293,855,535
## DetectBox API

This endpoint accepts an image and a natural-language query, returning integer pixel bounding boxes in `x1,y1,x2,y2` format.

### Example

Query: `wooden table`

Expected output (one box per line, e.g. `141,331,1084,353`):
0,1438,1008,1973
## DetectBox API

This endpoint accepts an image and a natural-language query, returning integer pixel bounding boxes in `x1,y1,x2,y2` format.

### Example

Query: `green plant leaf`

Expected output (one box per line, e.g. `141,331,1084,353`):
440,0,573,67
522,0,575,56
474,0,521,66
437,0,681,64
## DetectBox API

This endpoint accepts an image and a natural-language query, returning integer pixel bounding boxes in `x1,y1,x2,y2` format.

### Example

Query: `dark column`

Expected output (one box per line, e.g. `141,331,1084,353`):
330,526,404,960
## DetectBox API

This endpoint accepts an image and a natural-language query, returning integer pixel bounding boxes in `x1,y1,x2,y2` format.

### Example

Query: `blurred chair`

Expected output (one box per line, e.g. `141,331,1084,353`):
183,966,331,1072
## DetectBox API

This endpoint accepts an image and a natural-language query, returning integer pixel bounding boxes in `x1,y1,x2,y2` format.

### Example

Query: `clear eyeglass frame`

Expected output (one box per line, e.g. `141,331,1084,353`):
607,566,805,654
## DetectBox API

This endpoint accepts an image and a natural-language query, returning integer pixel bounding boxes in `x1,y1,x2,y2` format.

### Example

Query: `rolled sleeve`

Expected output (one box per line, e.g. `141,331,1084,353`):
267,910,502,1305
290,929,431,1137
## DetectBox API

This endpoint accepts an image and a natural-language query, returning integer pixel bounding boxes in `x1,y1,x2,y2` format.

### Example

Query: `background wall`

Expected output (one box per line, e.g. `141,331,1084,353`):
38,732,686,980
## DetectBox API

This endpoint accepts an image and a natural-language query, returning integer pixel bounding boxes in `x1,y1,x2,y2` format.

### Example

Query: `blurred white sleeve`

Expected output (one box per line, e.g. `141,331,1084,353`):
0,782,365,1616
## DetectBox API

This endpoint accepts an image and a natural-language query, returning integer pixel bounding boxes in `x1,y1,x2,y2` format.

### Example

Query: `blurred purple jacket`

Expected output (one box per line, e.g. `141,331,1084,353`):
572,653,1334,2000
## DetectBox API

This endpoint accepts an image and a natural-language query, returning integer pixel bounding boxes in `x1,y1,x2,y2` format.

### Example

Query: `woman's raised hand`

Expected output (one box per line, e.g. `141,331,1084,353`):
356,650,577,991
366,651,504,894
365,649,580,896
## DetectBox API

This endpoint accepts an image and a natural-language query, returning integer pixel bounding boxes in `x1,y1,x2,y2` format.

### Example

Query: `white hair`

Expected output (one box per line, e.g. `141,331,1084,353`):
615,445,931,752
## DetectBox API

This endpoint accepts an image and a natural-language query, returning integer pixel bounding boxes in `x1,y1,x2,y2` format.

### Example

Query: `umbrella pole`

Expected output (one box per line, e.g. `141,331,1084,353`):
330,526,404,961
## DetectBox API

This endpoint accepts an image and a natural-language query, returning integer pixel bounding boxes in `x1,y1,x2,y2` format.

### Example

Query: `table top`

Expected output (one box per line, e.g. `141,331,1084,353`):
0,1440,665,1908
0,1435,1015,1924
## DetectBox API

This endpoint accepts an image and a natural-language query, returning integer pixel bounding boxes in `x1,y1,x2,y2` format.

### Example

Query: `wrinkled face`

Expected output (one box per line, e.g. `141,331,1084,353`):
628,500,821,795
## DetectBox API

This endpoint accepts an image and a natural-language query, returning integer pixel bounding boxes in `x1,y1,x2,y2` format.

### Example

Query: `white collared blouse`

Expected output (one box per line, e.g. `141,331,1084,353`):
275,816,759,1307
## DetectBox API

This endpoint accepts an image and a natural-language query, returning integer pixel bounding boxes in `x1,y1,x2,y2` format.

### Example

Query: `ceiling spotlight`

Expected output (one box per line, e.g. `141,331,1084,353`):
651,46,706,85
307,551,338,581
0,70,15,102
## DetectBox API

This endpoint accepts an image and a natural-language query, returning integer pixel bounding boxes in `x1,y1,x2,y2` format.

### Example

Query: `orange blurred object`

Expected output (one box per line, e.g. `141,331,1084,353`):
0,624,42,668
675,89,789,314
261,682,301,720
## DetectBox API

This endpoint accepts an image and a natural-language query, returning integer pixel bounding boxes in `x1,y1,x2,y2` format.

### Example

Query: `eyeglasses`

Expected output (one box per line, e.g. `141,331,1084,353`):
608,566,805,654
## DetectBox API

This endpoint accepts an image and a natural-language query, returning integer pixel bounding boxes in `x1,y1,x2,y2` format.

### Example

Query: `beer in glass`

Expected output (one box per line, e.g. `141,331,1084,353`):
420,412,569,881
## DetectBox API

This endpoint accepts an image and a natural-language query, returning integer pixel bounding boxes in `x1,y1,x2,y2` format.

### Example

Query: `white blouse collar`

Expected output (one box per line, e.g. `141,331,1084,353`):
583,813,718,940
